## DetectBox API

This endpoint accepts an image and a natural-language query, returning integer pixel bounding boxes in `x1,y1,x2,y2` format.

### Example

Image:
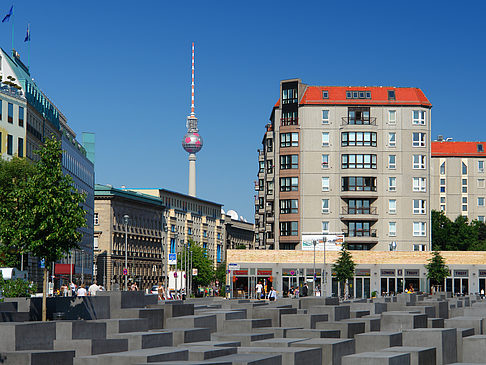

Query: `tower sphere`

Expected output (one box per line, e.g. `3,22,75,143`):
182,132,203,154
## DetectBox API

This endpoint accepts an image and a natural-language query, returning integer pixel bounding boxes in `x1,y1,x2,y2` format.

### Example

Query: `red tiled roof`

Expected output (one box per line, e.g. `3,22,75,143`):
299,86,431,107
432,141,486,157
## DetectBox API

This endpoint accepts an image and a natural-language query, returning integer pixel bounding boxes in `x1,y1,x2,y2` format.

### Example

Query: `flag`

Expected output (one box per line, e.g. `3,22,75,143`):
24,24,30,42
2,5,13,23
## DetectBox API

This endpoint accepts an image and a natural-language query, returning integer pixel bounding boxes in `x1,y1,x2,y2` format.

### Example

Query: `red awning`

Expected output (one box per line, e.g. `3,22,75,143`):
54,264,75,275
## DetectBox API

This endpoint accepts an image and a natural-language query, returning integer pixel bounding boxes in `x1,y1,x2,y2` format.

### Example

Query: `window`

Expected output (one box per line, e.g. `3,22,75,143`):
280,155,298,169
322,154,329,168
282,88,297,104
388,90,396,100
7,134,13,155
388,110,396,124
94,237,99,249
341,154,377,169
347,199,371,214
462,162,468,175
188,227,192,235
18,106,24,127
17,137,23,157
412,155,426,169
322,132,329,146
322,110,329,124
281,111,298,125
280,177,298,191
322,199,330,213
440,205,446,211
388,177,397,191
341,132,377,147
462,178,468,193
170,238,176,254
348,107,371,125
388,132,396,147
346,91,371,99
266,138,273,152
413,222,426,236
389,222,396,236
322,91,328,99
479,216,485,223
389,199,397,214
342,177,376,191
266,181,274,195
280,132,299,147
478,144,484,153
266,160,273,173
280,221,298,236
479,197,485,207
280,199,298,214
94,213,99,225
0,100,2,120
441,197,446,203
462,203,468,212
203,230,207,238
322,177,330,192
440,162,446,175
412,132,426,147
7,103,13,123
413,244,426,251
478,179,485,188
171,225,176,232
347,221,373,237
413,199,426,214
388,155,396,169
259,179,264,191
322,221,329,233
259,161,264,173
412,110,426,125
479,161,484,173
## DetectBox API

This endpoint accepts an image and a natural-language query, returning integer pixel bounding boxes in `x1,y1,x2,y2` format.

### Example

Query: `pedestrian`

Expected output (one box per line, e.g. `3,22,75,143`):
289,286,294,298
70,281,76,296
268,287,277,301
88,281,100,296
256,281,263,300
77,284,87,296
302,283,309,297
157,282,165,301
131,282,138,291
294,286,299,299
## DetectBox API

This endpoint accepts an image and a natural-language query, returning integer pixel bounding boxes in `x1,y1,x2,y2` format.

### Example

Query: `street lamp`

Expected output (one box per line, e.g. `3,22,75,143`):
313,239,317,296
124,214,129,291
161,214,168,294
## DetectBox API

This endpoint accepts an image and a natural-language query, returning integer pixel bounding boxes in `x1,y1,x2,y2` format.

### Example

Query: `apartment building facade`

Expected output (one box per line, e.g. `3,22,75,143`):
431,140,486,222
255,79,432,251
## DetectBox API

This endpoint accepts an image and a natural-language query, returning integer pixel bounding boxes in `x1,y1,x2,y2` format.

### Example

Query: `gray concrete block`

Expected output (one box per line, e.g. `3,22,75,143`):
138,308,164,330
253,307,297,327
342,351,410,365
427,318,444,328
206,353,283,365
355,331,402,353
151,328,210,346
91,347,189,365
0,349,75,365
250,338,309,347
309,305,350,321
456,328,475,363
222,318,272,333
167,315,218,333
253,327,302,338
197,310,246,332
291,338,355,365
281,314,328,329
350,310,370,318
402,328,457,365
110,331,172,350
94,318,150,334
382,346,436,365
343,318,380,332
0,312,30,322
0,322,56,351
286,328,340,339
238,346,322,365
179,345,237,361
381,312,427,331
181,340,242,347
462,335,486,363
316,321,365,339
211,333,274,347
445,316,483,335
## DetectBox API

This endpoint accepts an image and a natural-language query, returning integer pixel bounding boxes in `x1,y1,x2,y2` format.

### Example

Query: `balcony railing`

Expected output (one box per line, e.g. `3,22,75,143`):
342,206,377,215
341,117,377,126
280,117,298,126
343,229,377,237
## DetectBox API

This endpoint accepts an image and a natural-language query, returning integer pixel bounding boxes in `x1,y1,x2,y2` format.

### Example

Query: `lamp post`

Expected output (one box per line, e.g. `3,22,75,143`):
81,250,84,284
162,214,168,293
313,239,317,296
124,214,129,291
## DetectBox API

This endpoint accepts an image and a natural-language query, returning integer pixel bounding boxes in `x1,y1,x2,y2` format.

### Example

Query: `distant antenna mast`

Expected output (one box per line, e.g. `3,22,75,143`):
191,42,195,116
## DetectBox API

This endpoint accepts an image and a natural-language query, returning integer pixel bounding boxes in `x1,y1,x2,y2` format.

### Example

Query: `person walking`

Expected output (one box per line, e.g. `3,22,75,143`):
88,281,100,296
256,281,263,300
77,284,87,296
268,287,277,301
302,283,309,297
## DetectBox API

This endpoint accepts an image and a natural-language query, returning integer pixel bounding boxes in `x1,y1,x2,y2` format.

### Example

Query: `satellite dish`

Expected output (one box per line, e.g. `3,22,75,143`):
227,210,238,220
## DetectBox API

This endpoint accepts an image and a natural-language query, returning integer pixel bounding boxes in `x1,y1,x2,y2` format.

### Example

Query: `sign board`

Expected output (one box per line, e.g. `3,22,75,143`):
228,263,240,271
192,268,198,276
168,253,177,265
123,268,128,275
39,258,45,269
302,233,344,251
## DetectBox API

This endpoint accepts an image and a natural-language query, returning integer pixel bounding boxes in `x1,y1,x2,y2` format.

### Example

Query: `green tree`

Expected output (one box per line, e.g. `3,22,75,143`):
432,210,454,251
178,239,214,290
0,157,36,267
235,244,246,249
0,273,36,298
425,251,450,290
214,261,226,292
332,247,356,299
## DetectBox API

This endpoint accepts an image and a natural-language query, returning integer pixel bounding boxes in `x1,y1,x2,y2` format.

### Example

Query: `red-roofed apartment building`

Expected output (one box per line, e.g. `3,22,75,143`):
255,79,432,254
431,140,486,222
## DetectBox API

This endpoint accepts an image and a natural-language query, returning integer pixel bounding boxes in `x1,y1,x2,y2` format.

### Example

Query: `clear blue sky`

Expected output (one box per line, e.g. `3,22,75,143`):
2,1,485,220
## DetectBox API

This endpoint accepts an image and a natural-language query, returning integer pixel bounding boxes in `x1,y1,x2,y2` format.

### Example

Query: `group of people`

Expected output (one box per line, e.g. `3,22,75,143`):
59,281,104,297
255,281,277,301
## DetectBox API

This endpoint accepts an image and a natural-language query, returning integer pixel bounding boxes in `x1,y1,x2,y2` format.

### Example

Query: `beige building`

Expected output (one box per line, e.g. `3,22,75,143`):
431,140,486,222
223,210,255,250
94,185,166,290
256,79,432,251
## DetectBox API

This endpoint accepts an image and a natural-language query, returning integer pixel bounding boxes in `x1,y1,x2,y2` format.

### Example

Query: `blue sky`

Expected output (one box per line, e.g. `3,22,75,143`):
1,0,485,219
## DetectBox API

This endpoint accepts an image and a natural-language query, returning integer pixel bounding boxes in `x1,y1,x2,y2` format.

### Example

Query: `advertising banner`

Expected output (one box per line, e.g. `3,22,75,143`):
301,233,344,251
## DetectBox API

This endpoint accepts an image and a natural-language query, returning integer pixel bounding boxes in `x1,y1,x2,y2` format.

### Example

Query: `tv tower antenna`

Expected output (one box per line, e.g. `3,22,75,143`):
182,42,203,197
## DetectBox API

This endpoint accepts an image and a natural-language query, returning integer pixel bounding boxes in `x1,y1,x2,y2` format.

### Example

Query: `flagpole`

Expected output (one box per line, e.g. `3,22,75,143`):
27,24,30,69
11,7,14,53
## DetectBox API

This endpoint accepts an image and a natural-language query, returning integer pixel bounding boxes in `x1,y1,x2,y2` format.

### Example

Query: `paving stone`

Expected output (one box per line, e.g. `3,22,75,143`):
355,331,402,353
382,346,436,365
290,338,355,365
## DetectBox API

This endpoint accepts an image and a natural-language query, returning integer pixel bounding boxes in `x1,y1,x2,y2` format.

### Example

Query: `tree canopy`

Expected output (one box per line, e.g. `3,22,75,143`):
178,239,214,287
425,251,450,285
432,210,486,251
332,247,356,284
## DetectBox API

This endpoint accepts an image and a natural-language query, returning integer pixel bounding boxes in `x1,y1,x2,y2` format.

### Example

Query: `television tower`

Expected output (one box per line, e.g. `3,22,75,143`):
182,43,203,197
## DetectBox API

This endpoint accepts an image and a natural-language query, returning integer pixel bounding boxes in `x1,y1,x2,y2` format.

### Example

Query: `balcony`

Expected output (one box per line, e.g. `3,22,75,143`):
343,229,378,243
340,206,378,221
280,117,298,126
340,189,378,199
341,117,376,126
